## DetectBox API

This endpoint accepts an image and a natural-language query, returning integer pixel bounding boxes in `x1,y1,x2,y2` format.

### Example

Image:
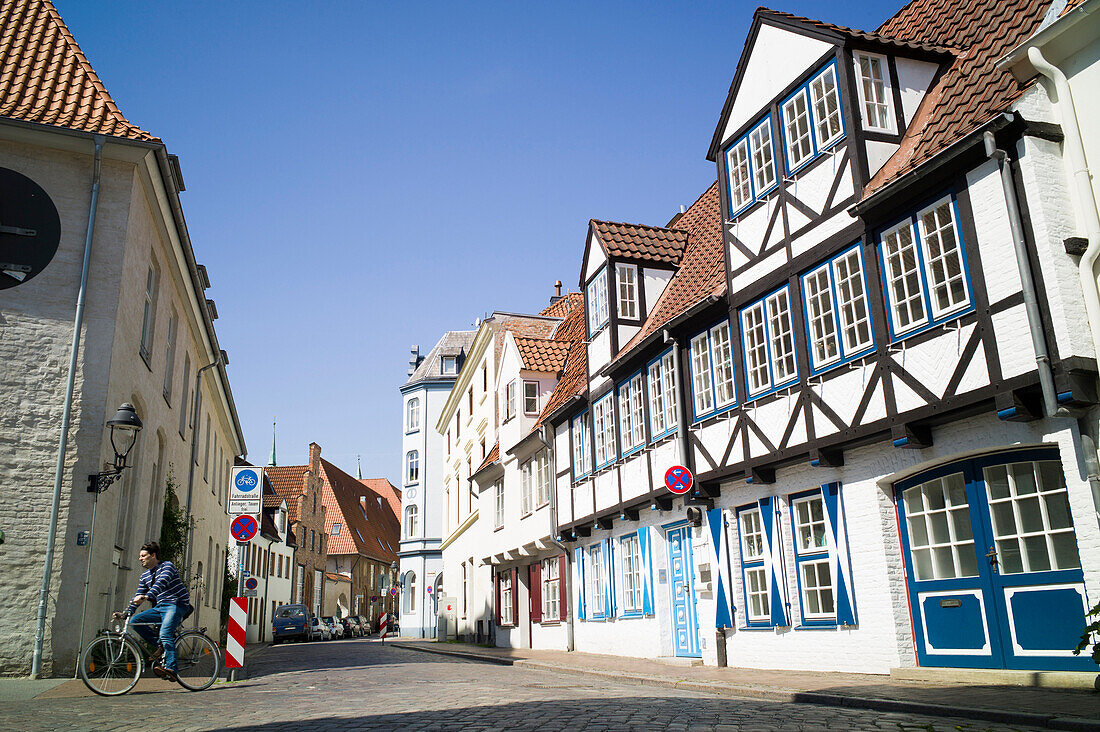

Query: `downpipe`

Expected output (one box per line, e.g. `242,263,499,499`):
663,329,693,474
539,423,574,652
183,356,222,589
32,135,104,678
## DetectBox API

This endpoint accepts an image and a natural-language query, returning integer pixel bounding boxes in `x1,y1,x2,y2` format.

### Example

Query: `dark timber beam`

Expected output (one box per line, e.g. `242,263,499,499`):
618,509,639,522
746,466,776,484
995,389,1041,422
892,424,932,449
572,525,591,538
809,448,844,468
650,496,674,511
595,517,613,531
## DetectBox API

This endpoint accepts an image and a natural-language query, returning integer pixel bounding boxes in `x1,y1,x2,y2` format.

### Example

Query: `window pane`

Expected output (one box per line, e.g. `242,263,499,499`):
1044,491,1073,530
1051,531,1081,569
617,265,637,320
767,289,796,383
832,249,872,354
997,537,1024,574
783,91,813,169
727,140,753,211
809,66,843,147
749,120,776,192
804,266,839,368
919,200,968,316
882,224,926,332
742,303,770,394
691,333,714,415
649,364,665,435
857,54,891,129
710,323,736,407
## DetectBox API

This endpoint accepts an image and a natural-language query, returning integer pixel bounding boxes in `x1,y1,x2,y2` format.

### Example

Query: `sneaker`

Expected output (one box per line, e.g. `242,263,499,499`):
151,664,177,683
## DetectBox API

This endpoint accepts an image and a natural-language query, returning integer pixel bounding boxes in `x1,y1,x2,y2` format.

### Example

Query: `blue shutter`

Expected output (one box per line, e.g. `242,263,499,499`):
821,482,857,626
603,538,616,617
637,527,654,616
574,547,586,621
706,507,733,628
757,496,789,627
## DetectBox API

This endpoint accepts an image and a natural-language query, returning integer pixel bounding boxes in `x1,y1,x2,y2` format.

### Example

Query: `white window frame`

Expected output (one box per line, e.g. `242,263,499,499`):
748,118,777,195
494,480,505,528
441,355,457,375
617,373,646,455
854,51,895,133
572,411,591,480
802,245,874,372
505,380,516,421
406,450,419,485
710,322,737,409
542,557,560,622
162,310,177,402
740,286,798,398
407,397,420,432
592,392,616,468
500,571,513,625
647,350,678,441
916,198,971,320
587,544,604,617
616,263,639,320
521,459,533,516
621,534,643,614
523,380,539,415
587,267,609,335
738,507,770,623
790,493,836,622
139,265,157,362
725,138,753,214
404,505,419,538
690,332,714,418
535,450,550,506
689,320,738,421
808,64,844,149
782,88,814,171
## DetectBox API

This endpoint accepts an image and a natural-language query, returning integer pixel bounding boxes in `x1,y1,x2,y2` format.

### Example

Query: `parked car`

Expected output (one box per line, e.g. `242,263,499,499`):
341,616,361,637
271,604,312,644
357,615,371,635
322,616,344,639
310,614,331,641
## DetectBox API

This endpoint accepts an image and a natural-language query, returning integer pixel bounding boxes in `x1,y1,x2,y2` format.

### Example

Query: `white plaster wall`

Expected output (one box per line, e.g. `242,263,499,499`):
894,57,938,127
865,140,900,179
643,268,673,315
584,233,607,281
587,328,612,388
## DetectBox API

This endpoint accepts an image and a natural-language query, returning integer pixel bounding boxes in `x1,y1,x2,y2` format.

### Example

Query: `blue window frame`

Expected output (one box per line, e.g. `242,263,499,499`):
571,410,592,481
689,320,738,421
877,194,973,341
617,370,646,458
586,266,609,336
780,60,846,176
592,391,616,470
646,348,678,442
724,115,778,217
800,244,875,375
739,285,798,400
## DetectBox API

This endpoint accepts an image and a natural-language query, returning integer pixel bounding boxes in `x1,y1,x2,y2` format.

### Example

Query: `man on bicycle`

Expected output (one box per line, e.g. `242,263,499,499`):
113,541,192,682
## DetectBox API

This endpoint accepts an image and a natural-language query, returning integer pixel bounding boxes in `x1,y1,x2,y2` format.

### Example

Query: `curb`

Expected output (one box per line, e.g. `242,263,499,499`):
223,642,272,681
391,644,1100,731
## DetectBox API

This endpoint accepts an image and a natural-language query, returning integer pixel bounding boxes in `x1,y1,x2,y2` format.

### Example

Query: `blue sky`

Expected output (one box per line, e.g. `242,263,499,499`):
55,0,900,484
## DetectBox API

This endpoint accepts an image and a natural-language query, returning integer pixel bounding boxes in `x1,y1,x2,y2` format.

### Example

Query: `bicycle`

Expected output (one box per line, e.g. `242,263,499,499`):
79,612,221,696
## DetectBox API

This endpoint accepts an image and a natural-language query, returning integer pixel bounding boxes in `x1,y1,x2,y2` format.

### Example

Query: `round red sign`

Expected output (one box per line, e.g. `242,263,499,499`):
664,465,694,494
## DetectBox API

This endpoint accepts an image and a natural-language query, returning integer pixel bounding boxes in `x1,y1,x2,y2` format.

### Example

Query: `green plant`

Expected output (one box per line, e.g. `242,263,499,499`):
159,464,188,567
1073,601,1100,665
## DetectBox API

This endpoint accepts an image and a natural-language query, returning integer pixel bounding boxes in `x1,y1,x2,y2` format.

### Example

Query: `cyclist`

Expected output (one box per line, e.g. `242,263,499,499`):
113,541,193,682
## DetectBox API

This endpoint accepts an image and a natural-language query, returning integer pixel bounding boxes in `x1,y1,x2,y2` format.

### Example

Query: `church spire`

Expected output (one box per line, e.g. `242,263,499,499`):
356,454,362,479
268,417,276,466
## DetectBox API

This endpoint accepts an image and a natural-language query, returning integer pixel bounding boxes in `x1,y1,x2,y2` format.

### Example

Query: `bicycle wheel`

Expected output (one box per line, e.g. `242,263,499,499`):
174,632,220,691
79,634,142,696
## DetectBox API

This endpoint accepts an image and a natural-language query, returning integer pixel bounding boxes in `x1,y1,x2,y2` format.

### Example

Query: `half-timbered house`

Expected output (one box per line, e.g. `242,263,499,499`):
545,0,1100,674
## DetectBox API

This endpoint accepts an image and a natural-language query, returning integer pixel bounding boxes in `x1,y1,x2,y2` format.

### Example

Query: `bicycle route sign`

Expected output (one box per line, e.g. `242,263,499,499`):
664,465,693,495
230,514,258,543
228,465,263,515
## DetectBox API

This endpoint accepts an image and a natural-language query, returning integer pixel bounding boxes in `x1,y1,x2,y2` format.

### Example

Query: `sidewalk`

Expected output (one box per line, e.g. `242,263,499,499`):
391,640,1100,731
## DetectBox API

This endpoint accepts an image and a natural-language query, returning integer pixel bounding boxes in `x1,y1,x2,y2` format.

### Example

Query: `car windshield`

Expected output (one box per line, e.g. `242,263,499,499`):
276,607,304,619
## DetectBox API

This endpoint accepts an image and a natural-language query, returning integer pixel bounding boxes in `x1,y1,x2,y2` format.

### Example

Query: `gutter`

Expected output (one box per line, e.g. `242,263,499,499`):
664,328,694,475
538,423,575,652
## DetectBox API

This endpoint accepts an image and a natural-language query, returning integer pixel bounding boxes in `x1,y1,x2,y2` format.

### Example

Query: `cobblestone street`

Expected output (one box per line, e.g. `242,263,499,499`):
0,638,1054,731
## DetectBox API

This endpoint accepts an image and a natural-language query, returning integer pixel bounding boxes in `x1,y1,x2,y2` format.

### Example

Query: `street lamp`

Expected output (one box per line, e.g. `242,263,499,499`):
87,403,143,492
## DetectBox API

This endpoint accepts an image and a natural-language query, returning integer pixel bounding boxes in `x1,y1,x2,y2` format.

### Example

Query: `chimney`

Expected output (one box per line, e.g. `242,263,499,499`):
550,280,563,305
408,345,422,376
309,442,321,474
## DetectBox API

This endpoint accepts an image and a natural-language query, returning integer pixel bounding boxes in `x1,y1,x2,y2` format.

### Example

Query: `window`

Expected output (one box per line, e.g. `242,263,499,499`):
523,381,539,415
983,460,1080,574
571,411,591,479
441,356,457,375
738,506,770,623
162,310,177,402
879,196,971,338
504,380,516,421
647,350,678,441
139,265,158,362
748,119,776,194
482,363,487,391
203,415,211,481
801,245,873,372
407,397,420,431
535,450,550,506
404,505,419,538
689,321,738,420
500,571,513,625
468,386,473,413
542,557,560,622
854,52,893,132
725,117,778,216
726,138,753,213
782,62,846,173
791,493,834,620
587,544,604,617
587,267,609,334
178,354,190,436
592,393,616,468
741,286,797,398
331,523,341,535
617,373,646,456
621,534,643,614
406,450,419,484
616,263,638,320
689,333,713,416
404,572,417,614
521,459,533,516
494,480,504,528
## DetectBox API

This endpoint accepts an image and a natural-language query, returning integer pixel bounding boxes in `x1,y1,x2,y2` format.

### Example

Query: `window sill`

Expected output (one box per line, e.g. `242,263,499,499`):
535,501,549,511
619,612,646,619
793,621,844,630
405,428,420,435
538,620,562,626
493,524,504,532
140,349,152,372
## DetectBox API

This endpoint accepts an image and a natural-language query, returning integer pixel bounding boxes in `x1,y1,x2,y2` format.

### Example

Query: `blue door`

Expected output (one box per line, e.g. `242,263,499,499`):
896,450,1092,671
666,524,700,657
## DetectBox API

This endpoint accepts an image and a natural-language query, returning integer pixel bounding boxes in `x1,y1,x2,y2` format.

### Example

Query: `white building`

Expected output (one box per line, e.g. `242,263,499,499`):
230,483,294,643
399,331,475,638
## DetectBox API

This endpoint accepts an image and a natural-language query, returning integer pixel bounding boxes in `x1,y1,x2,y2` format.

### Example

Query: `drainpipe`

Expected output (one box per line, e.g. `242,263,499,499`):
663,329,693,474
183,354,222,626
539,423,574,652
1028,47,1100,522
983,131,1064,419
32,135,104,679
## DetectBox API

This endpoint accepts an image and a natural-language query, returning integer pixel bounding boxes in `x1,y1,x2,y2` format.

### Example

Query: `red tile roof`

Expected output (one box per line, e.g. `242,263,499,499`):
539,291,584,320
318,459,399,563
514,336,572,374
476,442,500,474
759,8,960,54
864,0,1057,197
0,0,157,141
264,465,309,525
615,182,724,360
359,478,401,522
535,290,589,428
591,220,689,265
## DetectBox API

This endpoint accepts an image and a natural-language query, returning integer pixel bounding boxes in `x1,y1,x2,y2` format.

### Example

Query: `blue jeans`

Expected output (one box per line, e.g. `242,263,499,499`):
131,601,187,671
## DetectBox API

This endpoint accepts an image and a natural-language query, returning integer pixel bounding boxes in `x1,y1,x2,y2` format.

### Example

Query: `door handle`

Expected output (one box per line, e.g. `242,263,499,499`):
985,545,999,574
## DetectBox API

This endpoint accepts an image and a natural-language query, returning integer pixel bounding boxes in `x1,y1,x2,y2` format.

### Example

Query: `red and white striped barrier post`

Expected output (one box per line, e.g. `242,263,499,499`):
379,612,388,644
226,597,247,675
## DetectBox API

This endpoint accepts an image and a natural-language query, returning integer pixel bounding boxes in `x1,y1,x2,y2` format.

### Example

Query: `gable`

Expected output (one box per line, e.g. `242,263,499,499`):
582,230,607,283
712,21,835,158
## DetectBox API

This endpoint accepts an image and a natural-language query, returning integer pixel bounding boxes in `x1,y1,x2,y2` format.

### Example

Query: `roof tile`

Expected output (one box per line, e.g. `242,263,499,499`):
318,459,399,563
591,220,689,265
514,336,571,373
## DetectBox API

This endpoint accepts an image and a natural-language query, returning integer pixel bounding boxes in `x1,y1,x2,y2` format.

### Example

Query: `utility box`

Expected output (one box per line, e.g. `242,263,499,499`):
436,594,457,640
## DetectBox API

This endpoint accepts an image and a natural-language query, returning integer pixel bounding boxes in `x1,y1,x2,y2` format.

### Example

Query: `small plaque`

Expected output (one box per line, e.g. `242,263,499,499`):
939,598,962,608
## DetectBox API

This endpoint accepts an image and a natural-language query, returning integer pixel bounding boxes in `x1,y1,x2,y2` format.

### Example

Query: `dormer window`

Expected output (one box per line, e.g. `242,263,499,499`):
441,356,457,375
616,263,638,320
854,52,894,132
587,267,609,335
781,62,846,174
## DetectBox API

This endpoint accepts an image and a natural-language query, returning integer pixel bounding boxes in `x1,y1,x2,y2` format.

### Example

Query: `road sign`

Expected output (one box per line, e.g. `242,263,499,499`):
389,588,398,597
426,585,434,595
371,595,378,603
244,577,258,591
229,466,263,515
230,514,258,543
226,597,246,668
665,465,694,495
242,588,258,597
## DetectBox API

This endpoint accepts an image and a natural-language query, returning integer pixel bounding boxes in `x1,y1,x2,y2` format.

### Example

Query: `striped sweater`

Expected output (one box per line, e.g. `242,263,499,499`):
126,560,191,615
